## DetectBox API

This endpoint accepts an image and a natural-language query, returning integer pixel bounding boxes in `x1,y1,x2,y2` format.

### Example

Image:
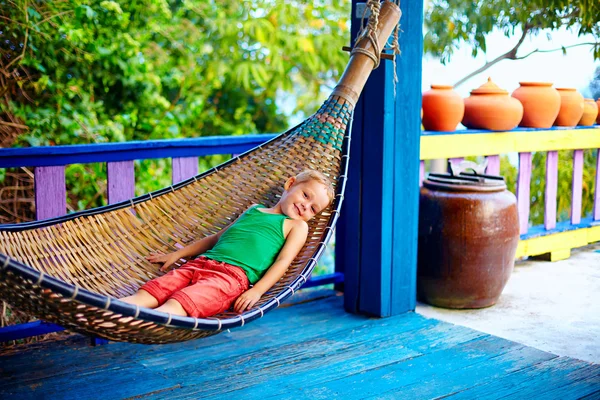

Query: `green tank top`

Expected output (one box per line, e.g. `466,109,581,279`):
202,205,290,284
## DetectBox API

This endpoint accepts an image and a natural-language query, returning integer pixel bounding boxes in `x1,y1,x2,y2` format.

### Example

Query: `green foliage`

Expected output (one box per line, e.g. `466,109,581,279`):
589,66,600,99
1,0,350,211
424,0,600,63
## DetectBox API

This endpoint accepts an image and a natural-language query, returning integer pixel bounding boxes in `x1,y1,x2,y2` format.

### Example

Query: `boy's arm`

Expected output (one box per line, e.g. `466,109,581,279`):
234,220,309,312
147,221,233,271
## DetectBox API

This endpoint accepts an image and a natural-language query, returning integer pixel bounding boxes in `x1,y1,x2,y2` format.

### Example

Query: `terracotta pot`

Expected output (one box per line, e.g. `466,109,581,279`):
462,78,523,131
422,85,465,131
554,88,584,127
418,172,519,309
511,82,560,128
578,99,599,126
596,99,600,124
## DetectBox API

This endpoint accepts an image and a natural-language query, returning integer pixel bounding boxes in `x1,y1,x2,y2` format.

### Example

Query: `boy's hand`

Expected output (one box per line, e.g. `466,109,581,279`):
146,252,180,272
234,288,262,313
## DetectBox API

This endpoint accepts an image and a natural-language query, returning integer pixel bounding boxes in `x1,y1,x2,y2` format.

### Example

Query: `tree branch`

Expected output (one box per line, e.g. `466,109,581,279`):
517,42,600,59
454,26,530,88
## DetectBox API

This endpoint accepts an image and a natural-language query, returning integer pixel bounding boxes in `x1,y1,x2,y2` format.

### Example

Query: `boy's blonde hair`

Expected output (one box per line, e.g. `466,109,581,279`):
295,170,336,206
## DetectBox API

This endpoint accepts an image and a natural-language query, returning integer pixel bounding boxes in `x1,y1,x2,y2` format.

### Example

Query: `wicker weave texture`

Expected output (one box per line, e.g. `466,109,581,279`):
0,96,353,344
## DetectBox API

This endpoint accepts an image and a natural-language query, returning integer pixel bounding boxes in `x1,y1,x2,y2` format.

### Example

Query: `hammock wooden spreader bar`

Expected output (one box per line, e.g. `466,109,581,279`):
0,2,401,344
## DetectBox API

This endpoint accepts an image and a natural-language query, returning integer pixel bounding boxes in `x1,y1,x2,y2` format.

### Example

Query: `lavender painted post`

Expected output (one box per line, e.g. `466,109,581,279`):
594,149,600,221
571,150,584,225
516,152,532,235
172,157,199,184
34,166,66,220
107,161,135,204
419,160,425,187
544,151,558,230
485,155,500,176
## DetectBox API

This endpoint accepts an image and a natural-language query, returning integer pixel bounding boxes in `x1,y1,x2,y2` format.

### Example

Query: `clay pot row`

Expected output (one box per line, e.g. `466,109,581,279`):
422,79,600,132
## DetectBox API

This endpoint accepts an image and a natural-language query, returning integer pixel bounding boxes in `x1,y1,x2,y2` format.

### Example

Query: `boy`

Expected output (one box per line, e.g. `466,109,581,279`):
121,170,335,318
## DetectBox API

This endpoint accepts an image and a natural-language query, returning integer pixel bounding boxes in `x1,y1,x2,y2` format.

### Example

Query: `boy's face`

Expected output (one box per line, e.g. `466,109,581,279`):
281,178,331,222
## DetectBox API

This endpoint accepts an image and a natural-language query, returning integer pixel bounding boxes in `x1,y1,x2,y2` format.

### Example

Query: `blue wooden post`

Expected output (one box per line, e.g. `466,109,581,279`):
337,0,423,317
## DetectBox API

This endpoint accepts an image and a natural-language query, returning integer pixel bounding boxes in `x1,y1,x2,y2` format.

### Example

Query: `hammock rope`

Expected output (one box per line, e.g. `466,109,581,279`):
0,1,402,344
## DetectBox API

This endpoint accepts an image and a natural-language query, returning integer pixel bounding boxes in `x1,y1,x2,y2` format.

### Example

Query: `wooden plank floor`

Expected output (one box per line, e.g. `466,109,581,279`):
1,290,599,399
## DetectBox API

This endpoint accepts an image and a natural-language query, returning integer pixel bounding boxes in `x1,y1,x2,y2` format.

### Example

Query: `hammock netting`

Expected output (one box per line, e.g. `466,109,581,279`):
0,1,400,344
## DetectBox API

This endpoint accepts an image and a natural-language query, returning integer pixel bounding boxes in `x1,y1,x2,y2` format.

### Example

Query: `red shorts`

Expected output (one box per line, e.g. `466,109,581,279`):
140,257,250,318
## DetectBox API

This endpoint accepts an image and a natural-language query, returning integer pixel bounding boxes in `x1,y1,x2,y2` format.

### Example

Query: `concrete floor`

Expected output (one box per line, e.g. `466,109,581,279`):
416,243,600,364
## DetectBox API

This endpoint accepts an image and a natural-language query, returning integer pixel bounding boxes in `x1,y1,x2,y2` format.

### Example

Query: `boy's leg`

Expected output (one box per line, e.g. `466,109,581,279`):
155,299,187,316
120,265,197,309
171,265,249,318
120,289,159,308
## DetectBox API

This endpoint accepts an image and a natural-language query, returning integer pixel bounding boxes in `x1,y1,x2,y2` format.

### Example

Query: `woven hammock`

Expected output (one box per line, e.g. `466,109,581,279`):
0,2,400,344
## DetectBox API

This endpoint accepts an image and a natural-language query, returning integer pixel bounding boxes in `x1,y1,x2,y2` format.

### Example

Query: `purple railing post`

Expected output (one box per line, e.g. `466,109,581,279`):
571,150,584,225
485,155,500,176
594,149,600,221
34,166,66,220
172,157,199,184
107,161,135,205
419,160,425,186
545,151,558,230
517,152,532,235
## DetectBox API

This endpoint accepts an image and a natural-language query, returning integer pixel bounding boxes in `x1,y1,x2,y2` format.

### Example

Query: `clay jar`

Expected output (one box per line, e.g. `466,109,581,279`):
597,100,600,124
511,82,561,128
422,85,465,131
554,88,584,127
578,99,599,126
417,173,519,309
462,78,523,131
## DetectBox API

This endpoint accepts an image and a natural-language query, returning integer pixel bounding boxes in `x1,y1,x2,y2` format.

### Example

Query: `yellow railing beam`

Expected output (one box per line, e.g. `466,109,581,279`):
420,127,600,160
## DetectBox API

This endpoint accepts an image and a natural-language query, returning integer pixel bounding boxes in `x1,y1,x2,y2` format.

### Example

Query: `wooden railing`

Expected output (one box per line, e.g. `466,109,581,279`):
2,126,600,341
420,125,600,261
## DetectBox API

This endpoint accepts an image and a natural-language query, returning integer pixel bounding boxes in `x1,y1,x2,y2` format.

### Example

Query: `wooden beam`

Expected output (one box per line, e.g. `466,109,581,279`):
339,0,423,317
420,127,600,160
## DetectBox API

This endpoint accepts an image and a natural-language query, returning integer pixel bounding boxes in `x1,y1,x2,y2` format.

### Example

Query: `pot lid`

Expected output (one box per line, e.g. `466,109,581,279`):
470,77,508,95
424,172,507,192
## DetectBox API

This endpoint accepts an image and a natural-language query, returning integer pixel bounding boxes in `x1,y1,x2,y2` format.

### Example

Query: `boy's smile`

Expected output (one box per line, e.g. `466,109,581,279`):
280,178,331,222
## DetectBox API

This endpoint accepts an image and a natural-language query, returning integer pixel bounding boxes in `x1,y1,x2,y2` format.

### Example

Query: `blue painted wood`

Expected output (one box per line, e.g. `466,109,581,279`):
422,125,600,136
342,0,423,318
337,0,365,315
358,46,392,316
443,356,600,399
390,0,423,315
0,321,64,342
521,217,596,240
301,272,344,289
0,134,276,168
2,294,597,399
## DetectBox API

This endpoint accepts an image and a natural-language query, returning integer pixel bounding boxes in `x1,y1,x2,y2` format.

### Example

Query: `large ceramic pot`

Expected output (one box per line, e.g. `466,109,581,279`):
422,85,465,131
511,82,560,128
554,88,584,127
418,172,519,309
462,78,523,131
578,99,599,126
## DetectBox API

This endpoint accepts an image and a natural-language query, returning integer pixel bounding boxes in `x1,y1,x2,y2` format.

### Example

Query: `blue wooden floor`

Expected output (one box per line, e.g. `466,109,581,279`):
1,290,599,399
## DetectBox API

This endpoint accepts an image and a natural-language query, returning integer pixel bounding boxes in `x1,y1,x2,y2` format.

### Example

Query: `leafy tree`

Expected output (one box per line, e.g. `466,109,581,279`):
424,0,600,87
0,0,350,218
589,66,600,99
